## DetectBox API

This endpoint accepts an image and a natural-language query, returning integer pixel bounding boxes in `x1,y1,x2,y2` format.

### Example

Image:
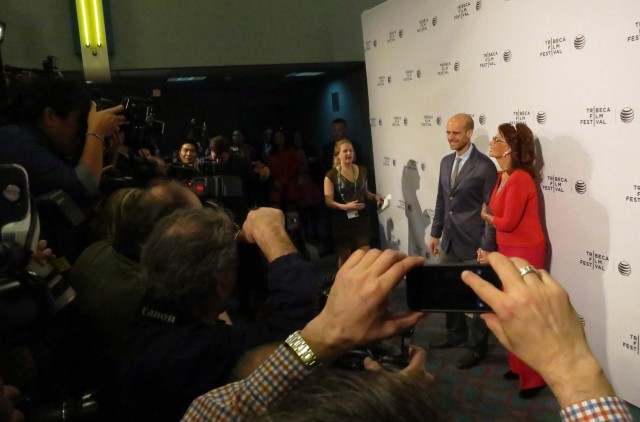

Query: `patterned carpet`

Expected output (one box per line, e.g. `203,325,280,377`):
316,253,640,421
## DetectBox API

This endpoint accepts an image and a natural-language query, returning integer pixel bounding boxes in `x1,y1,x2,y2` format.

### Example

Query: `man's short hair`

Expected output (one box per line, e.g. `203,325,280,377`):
210,135,231,156
451,113,474,131
140,208,238,308
254,367,439,421
332,118,347,127
117,180,200,246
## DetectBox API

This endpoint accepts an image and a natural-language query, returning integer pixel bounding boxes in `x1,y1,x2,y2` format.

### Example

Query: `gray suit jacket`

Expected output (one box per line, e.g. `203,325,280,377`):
430,144,497,260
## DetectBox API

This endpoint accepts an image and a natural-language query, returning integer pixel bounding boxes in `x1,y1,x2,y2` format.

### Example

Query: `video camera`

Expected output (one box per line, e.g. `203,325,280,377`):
96,96,165,191
0,164,75,346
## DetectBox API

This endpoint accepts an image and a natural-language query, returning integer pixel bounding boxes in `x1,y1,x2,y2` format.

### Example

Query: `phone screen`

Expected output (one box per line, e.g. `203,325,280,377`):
406,264,501,313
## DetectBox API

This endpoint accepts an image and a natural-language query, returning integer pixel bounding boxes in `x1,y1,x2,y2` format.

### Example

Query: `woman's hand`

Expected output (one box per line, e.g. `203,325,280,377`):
343,201,365,211
477,248,490,264
481,203,493,225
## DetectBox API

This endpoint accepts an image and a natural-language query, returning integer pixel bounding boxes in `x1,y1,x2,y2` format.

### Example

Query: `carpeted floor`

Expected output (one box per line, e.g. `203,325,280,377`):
315,252,640,421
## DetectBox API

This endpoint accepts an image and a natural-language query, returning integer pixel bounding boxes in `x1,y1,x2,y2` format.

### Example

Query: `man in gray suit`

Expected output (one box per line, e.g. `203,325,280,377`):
428,113,497,369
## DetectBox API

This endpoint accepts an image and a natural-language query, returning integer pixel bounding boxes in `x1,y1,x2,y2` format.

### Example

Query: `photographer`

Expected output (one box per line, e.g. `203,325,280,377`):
119,207,317,422
0,75,124,200
182,250,633,422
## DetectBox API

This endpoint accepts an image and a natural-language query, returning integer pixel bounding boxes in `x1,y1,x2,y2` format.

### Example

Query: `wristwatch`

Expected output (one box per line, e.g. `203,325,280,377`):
285,330,318,367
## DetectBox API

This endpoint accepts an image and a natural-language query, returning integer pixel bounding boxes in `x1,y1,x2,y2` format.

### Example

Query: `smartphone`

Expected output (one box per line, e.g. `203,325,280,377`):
406,263,501,313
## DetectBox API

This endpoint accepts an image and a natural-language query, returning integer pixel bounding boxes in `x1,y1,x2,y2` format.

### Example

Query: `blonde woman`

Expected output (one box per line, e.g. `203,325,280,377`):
324,139,383,267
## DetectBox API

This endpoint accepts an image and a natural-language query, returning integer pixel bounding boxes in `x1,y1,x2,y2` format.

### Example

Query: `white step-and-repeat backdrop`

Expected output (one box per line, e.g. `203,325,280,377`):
362,0,640,406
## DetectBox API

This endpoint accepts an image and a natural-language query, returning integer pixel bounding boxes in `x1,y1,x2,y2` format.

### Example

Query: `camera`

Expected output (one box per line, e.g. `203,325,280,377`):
405,258,501,313
0,164,76,345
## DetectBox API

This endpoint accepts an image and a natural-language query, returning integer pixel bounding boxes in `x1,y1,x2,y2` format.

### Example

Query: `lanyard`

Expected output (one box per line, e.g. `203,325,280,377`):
337,165,362,203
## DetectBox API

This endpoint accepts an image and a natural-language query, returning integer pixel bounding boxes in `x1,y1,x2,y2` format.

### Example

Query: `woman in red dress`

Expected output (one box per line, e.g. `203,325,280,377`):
480,122,546,399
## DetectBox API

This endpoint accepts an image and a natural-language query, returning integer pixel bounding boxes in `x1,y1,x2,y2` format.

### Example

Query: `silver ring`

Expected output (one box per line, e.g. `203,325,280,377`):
518,265,538,277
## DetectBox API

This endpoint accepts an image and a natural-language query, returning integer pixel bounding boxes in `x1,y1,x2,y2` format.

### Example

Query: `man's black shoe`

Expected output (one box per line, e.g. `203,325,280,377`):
430,339,465,349
456,351,486,369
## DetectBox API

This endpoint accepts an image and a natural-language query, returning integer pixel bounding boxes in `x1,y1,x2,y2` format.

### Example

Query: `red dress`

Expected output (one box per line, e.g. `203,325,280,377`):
489,169,546,389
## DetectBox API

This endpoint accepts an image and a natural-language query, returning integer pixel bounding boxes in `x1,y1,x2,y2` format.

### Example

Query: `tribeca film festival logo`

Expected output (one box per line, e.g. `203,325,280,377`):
417,16,438,33
369,117,378,128
377,75,392,87
480,50,498,69
454,2,474,20
396,199,413,212
540,36,567,57
580,106,613,126
622,332,639,356
392,117,409,127
541,174,569,193
628,21,640,42
383,156,391,166
403,69,415,82
579,250,609,271
625,184,640,204
438,61,452,76
421,115,438,127
510,109,531,125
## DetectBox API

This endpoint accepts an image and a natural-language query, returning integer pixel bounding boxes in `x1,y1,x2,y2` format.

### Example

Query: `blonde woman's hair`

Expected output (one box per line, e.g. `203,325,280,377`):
333,139,354,169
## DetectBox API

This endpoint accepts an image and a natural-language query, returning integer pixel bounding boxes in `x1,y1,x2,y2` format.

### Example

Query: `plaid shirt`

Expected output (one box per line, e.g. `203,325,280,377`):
561,396,634,422
181,344,309,422
182,343,634,422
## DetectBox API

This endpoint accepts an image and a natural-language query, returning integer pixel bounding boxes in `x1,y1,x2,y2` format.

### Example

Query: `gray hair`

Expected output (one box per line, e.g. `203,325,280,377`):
141,208,238,307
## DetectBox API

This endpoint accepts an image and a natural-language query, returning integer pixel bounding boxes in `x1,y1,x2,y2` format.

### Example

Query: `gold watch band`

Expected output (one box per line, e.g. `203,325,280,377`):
285,330,318,367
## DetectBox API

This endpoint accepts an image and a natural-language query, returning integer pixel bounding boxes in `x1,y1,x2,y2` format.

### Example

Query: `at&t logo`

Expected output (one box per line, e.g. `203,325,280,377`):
536,111,547,124
620,107,634,123
503,49,512,62
574,34,586,49
417,69,422,78
476,0,482,11
575,180,587,194
579,250,609,271
436,116,442,126
403,117,409,126
618,261,632,276
421,162,426,171
478,114,486,125
454,61,461,71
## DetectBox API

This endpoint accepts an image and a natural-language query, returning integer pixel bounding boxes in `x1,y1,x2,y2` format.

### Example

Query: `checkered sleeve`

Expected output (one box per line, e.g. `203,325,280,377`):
181,343,309,422
560,396,634,422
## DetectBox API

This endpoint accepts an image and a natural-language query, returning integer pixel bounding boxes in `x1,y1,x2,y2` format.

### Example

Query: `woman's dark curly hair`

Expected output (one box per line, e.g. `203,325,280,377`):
498,122,536,178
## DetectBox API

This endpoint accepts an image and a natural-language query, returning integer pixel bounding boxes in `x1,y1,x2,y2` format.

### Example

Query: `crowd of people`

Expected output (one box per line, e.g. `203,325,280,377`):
0,75,635,421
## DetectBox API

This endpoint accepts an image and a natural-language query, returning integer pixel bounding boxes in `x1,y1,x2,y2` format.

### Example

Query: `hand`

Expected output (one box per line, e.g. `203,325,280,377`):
364,345,435,391
480,203,493,224
461,253,614,407
372,194,385,204
428,237,440,257
301,249,426,362
87,102,125,139
137,148,152,159
0,377,24,422
476,248,489,264
241,208,296,262
343,200,365,211
32,239,55,263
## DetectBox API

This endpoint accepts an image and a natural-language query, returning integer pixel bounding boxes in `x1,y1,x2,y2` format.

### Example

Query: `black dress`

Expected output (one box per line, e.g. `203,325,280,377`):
326,165,370,250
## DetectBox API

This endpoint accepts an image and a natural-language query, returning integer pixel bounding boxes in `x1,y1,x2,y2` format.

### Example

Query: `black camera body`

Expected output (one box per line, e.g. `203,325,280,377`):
406,257,501,313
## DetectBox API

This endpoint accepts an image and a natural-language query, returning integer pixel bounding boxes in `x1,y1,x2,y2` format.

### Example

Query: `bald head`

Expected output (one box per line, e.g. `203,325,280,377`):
450,113,474,131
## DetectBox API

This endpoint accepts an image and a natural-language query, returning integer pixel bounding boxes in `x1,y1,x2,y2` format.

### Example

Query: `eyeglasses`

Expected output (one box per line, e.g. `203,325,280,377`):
491,136,507,144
